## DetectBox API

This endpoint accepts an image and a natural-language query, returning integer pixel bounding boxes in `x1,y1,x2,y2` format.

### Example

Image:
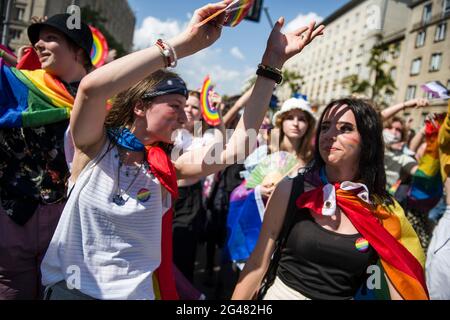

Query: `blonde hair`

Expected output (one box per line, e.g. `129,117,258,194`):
272,110,316,163
105,69,180,129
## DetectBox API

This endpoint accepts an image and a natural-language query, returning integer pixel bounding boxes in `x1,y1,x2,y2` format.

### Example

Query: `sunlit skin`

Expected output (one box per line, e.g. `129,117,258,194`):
34,26,86,82
281,109,309,140
183,95,202,133
132,94,187,148
319,104,361,183
261,109,311,199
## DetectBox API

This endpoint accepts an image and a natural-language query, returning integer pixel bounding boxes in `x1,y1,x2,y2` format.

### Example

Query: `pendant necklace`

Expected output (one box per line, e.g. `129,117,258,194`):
112,150,144,206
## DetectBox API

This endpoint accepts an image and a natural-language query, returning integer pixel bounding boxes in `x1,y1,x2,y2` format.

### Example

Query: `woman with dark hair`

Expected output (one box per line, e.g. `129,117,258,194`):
232,98,428,300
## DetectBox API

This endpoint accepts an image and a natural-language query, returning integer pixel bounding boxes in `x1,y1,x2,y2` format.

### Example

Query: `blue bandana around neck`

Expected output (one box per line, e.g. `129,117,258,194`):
107,127,145,152
319,166,329,184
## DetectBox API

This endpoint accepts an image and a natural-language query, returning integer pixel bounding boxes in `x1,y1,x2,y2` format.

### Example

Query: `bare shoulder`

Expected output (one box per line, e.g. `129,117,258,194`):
263,176,294,239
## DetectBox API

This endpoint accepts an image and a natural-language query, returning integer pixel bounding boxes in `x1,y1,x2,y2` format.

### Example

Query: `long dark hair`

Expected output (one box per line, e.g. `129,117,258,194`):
313,98,393,206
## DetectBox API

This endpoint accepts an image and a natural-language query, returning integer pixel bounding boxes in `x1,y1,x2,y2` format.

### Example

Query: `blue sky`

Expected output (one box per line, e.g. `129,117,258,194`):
128,0,349,95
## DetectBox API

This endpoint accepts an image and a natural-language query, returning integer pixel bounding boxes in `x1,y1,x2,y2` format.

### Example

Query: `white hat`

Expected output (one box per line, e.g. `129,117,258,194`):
272,97,316,126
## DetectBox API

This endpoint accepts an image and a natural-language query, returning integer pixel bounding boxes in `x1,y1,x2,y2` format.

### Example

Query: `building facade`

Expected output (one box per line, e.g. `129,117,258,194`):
280,0,412,105
1,0,135,53
397,0,450,102
279,0,448,127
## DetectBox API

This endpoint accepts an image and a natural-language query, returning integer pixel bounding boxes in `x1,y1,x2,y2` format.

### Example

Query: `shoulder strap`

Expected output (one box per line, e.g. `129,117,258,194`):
277,171,305,245
256,171,305,299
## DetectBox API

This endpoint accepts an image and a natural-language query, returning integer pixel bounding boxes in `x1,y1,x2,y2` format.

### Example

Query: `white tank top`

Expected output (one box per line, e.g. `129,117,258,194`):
41,140,171,300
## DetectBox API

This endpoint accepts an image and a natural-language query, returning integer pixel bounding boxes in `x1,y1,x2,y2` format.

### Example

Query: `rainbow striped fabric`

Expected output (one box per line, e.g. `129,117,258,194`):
223,0,254,27
407,115,445,212
0,58,73,128
296,178,428,300
200,76,220,126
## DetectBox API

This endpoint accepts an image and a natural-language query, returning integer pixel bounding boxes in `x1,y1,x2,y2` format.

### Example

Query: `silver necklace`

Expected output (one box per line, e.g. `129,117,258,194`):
112,150,144,206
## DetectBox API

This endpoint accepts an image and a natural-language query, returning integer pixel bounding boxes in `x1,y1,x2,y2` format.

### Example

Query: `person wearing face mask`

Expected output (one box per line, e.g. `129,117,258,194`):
232,98,428,300
383,116,418,190
0,14,93,300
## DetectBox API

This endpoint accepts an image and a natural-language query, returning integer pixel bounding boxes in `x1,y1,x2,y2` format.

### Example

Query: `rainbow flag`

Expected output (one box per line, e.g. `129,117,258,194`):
223,0,254,27
0,58,73,128
297,178,428,300
407,115,445,212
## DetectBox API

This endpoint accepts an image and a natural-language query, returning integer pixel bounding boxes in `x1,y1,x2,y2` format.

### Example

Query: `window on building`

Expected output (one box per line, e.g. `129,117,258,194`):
429,53,442,71
422,3,432,24
406,85,417,100
9,29,22,40
447,79,450,91
410,58,422,75
336,53,343,64
435,23,446,41
15,7,25,21
357,44,364,57
424,91,435,99
356,64,362,74
355,12,360,22
444,0,450,15
416,30,426,47
347,49,352,61
390,67,397,81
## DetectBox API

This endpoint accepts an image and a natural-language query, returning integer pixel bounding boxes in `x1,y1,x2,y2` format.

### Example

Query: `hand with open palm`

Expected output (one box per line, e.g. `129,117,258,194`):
262,18,325,69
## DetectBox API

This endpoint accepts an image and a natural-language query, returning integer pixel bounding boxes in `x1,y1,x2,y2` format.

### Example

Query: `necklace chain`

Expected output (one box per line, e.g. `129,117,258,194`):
113,148,145,206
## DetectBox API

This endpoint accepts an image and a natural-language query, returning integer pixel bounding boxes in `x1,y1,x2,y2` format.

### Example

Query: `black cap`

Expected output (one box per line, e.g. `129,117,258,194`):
28,13,93,62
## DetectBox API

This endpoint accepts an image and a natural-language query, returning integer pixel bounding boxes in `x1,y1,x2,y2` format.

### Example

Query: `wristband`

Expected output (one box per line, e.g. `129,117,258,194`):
256,63,283,84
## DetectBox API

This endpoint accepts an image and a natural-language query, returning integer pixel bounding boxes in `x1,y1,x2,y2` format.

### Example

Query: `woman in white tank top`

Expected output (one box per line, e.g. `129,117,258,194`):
41,1,325,299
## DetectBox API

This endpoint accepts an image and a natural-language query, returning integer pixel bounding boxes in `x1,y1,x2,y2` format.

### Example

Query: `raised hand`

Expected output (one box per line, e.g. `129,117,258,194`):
31,16,48,24
262,18,325,69
404,98,430,109
180,0,233,56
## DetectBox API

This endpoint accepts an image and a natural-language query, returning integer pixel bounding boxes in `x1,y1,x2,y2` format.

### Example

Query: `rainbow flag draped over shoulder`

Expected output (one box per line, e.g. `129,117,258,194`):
407,115,445,212
0,58,73,128
296,176,428,300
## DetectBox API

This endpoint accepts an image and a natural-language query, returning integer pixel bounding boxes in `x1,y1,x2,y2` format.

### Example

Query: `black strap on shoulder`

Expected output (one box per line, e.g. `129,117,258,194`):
277,171,305,246
256,171,305,299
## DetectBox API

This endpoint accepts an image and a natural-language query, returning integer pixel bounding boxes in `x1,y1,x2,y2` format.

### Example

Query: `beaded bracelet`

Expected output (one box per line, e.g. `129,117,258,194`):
155,39,177,68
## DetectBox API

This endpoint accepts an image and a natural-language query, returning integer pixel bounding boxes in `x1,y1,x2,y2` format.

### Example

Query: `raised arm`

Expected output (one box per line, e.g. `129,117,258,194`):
222,86,253,126
0,48,17,67
231,177,293,299
381,98,429,122
175,19,325,180
70,1,231,156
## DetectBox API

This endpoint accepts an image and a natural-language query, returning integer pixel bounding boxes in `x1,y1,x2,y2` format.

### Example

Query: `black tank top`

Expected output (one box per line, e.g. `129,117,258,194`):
277,209,378,300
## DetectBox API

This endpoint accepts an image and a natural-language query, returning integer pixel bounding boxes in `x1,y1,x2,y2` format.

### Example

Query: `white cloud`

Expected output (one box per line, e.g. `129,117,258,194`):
176,48,253,95
133,16,183,50
285,12,323,33
230,46,245,60
132,16,251,95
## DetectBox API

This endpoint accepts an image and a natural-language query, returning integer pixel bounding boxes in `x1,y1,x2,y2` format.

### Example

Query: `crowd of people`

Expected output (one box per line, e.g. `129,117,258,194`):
0,0,449,300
